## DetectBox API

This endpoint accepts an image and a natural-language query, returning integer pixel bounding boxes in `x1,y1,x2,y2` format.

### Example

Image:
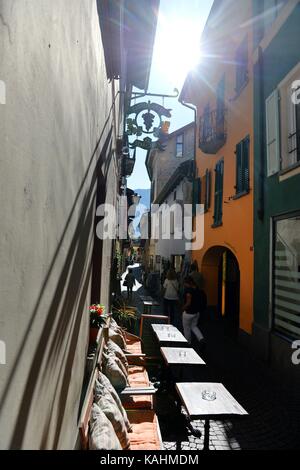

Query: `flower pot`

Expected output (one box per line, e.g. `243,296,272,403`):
89,327,99,344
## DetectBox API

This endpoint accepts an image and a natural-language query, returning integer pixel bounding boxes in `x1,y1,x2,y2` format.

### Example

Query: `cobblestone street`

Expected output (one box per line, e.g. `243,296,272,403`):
127,265,300,451
160,321,300,450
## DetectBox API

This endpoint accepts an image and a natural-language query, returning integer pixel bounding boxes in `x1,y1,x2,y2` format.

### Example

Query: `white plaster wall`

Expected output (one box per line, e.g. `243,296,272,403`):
156,180,189,259
0,0,118,449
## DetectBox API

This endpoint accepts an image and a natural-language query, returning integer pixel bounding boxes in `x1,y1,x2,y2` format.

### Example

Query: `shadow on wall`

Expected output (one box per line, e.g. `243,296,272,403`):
0,124,114,449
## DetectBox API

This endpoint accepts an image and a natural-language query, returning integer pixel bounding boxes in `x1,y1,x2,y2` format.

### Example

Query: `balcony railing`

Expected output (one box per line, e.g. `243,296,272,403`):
288,129,300,163
199,108,227,154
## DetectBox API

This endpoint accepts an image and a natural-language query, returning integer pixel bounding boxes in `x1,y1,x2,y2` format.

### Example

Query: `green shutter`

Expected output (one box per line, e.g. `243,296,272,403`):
236,136,250,194
219,161,224,222
205,169,211,211
266,90,280,176
236,142,243,194
243,136,250,192
213,160,223,226
193,177,201,215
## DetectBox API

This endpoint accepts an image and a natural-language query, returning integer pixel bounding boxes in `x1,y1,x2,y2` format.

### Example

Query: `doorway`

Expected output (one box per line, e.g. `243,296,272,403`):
219,249,240,338
202,246,240,339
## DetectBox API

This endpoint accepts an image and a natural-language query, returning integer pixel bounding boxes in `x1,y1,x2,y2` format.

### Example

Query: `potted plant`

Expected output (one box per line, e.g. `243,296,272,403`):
112,299,137,333
89,304,108,344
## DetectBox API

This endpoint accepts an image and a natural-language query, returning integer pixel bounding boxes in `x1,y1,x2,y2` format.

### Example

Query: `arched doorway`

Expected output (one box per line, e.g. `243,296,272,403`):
201,246,240,338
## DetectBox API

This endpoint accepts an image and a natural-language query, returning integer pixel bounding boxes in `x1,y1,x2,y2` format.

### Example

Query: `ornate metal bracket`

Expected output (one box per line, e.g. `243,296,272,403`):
130,88,179,101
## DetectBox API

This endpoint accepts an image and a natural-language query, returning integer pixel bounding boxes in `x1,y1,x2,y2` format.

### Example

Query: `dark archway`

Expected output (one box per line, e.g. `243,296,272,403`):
201,246,240,339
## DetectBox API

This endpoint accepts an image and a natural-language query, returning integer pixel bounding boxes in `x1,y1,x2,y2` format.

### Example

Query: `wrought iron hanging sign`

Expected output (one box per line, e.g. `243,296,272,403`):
125,89,178,151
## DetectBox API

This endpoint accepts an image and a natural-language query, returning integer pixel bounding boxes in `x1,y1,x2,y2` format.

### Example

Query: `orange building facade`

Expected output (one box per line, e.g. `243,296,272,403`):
180,0,254,338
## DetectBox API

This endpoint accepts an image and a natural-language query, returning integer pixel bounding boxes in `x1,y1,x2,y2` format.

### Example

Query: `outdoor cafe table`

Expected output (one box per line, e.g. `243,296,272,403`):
160,347,206,366
139,295,155,302
140,297,160,314
151,324,188,346
160,346,206,382
175,382,248,450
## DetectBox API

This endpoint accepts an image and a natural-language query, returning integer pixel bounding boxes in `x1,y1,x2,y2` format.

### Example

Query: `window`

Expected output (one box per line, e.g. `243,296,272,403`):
273,215,300,340
266,89,280,176
235,136,250,195
235,36,248,94
287,88,300,166
279,64,300,171
216,76,226,140
213,160,224,227
216,75,225,122
201,103,211,142
176,133,184,157
170,209,175,235
151,180,156,202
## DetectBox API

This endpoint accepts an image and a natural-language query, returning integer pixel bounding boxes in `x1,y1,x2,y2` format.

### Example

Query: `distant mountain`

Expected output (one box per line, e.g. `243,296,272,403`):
134,188,150,210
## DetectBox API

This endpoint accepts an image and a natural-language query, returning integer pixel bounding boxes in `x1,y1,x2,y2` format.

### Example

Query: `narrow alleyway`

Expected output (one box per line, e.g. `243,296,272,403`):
124,265,300,450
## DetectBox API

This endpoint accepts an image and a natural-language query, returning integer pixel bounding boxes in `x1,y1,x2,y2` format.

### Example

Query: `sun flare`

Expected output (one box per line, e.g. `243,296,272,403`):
153,15,202,87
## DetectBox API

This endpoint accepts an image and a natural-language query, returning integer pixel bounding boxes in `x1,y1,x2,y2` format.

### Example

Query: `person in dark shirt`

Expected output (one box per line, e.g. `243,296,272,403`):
124,268,136,300
182,276,205,345
190,262,204,289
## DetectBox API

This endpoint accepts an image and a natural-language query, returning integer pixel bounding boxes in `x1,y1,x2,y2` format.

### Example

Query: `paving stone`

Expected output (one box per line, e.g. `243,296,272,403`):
129,276,300,451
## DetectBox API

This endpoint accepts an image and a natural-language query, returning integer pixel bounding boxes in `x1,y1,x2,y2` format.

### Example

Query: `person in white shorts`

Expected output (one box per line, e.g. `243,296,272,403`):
182,276,205,345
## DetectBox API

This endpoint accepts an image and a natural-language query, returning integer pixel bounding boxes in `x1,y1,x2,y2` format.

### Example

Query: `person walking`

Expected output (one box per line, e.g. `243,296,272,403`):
124,268,136,300
190,262,204,289
163,268,179,326
182,276,205,345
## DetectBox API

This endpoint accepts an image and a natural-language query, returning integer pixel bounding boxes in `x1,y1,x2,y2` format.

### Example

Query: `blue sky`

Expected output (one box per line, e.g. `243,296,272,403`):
127,0,214,190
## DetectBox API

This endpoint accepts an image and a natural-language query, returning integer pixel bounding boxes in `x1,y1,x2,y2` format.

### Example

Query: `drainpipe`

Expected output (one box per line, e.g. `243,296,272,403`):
178,99,198,178
178,98,197,265
257,46,265,221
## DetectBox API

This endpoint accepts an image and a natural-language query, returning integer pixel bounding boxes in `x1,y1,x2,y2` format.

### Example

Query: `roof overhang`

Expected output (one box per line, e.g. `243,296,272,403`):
97,0,159,90
154,160,194,205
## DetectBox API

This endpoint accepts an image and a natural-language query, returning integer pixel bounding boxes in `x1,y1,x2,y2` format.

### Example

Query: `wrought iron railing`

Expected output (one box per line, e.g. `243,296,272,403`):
199,108,227,154
288,129,300,163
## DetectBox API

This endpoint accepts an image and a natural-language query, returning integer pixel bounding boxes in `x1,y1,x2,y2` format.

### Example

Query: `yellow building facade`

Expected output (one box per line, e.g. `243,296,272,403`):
180,0,254,337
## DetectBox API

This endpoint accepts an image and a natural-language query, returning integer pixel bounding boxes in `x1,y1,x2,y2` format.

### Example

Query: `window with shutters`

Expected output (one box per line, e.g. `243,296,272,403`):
216,75,225,125
201,104,211,143
266,90,280,176
212,160,224,228
278,63,300,172
235,36,249,94
273,214,300,340
234,136,250,197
